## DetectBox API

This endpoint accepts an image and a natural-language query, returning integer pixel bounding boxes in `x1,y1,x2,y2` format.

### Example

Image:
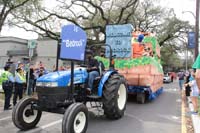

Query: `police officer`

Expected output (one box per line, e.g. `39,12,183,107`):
13,68,26,106
1,65,15,110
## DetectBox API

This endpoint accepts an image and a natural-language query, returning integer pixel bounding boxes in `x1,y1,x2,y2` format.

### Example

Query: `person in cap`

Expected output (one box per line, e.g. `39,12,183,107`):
13,68,26,105
86,50,99,93
1,65,15,110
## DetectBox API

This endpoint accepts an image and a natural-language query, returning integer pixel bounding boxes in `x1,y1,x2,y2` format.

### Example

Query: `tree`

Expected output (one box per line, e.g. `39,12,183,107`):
0,0,41,33
161,44,182,71
11,0,193,52
11,0,139,42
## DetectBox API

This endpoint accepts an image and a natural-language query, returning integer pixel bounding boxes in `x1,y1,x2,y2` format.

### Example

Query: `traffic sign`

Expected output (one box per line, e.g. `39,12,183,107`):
60,24,87,61
28,40,37,49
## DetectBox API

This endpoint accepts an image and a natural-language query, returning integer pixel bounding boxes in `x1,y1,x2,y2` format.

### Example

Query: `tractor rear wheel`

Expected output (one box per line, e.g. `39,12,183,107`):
103,74,127,119
62,103,88,133
12,97,42,130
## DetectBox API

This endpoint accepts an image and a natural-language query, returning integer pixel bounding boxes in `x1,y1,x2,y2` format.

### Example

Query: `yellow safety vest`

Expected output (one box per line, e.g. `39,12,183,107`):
16,72,26,83
0,71,12,82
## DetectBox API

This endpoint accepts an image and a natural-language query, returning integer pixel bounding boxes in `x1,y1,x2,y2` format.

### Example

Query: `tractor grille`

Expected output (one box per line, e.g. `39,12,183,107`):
36,86,70,109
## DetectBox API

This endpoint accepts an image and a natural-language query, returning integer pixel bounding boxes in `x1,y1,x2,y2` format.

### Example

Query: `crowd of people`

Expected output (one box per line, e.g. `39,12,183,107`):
0,60,48,110
178,69,200,115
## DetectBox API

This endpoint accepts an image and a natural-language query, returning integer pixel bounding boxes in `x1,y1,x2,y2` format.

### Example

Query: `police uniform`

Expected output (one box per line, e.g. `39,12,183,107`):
13,69,26,106
1,68,14,110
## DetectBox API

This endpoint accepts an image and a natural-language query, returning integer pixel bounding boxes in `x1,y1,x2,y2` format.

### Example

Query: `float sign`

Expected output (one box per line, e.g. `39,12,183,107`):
60,25,87,61
106,24,133,58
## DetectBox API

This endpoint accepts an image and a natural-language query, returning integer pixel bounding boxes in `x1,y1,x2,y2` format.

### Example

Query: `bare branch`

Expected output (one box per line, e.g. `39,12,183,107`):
116,0,138,23
73,0,109,24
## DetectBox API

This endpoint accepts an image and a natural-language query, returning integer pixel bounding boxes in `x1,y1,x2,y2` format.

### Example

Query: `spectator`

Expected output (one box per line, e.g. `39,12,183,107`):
177,70,185,90
17,62,24,70
188,69,199,114
1,65,15,110
52,65,56,72
39,69,44,77
59,66,65,71
39,61,44,68
13,68,26,106
32,68,39,93
26,68,35,96
184,71,191,102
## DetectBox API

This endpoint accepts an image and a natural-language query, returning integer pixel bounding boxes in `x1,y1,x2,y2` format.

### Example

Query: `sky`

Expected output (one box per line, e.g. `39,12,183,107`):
0,0,196,40
162,0,195,24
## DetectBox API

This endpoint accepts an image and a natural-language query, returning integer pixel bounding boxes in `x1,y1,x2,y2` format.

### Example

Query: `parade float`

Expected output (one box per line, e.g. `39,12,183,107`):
95,24,164,103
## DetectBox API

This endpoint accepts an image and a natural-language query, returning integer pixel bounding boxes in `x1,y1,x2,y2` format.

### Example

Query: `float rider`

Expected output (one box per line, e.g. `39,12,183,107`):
1,65,15,110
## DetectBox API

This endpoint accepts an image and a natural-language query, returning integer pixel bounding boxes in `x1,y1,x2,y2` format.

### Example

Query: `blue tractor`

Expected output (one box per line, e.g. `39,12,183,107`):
12,44,128,133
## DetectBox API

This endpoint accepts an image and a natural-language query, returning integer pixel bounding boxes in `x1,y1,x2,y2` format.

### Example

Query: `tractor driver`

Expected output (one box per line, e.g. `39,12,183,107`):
86,50,99,93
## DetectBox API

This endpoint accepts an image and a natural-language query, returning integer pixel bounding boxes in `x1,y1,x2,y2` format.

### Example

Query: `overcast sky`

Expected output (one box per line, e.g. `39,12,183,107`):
0,0,196,39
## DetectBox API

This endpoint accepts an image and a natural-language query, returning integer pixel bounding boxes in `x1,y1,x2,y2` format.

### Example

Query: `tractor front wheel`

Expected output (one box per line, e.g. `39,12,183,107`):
12,97,42,130
103,74,127,119
62,103,88,133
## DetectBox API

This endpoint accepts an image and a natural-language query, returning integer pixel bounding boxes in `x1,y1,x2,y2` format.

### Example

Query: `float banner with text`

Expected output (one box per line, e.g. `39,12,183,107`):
60,24,87,61
188,32,195,49
105,24,133,58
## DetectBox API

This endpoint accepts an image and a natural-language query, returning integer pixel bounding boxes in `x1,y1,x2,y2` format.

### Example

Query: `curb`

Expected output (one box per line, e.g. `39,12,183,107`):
182,99,187,133
188,98,200,133
0,85,3,93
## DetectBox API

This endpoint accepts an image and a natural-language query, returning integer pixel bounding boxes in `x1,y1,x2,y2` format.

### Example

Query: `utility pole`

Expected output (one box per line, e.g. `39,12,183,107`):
185,47,188,71
195,0,200,59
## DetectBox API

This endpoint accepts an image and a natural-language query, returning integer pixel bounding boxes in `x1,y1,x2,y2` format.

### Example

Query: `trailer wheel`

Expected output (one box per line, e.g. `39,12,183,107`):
12,97,42,130
103,74,127,119
136,93,146,104
62,103,88,133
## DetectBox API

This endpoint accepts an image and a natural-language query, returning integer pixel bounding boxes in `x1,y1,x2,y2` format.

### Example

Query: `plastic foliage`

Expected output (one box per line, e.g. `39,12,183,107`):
192,54,200,69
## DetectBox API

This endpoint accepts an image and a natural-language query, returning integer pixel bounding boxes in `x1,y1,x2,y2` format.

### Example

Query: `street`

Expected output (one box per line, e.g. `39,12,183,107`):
0,81,181,133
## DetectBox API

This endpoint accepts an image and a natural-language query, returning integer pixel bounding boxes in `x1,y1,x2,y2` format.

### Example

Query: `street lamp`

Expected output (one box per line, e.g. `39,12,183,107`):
182,11,195,19
182,11,195,70
182,0,199,59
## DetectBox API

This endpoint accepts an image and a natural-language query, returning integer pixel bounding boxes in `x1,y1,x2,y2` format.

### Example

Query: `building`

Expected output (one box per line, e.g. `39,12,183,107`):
36,37,58,70
0,36,86,71
0,36,30,68
0,36,59,70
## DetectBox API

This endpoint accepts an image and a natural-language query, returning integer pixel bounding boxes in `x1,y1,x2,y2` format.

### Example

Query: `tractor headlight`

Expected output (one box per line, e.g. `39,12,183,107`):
36,82,43,86
45,82,58,87
36,82,58,87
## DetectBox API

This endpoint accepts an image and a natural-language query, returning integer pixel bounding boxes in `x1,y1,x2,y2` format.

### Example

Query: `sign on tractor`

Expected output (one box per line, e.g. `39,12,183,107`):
60,24,87,61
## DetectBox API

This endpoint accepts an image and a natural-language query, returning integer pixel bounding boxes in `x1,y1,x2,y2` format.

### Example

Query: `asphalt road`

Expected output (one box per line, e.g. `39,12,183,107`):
0,81,181,133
